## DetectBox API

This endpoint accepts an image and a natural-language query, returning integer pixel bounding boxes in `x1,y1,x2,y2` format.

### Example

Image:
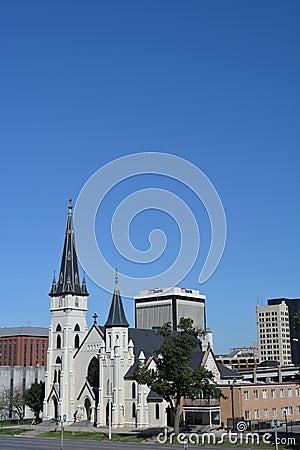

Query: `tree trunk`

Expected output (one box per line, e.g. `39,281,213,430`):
35,410,40,424
174,403,181,435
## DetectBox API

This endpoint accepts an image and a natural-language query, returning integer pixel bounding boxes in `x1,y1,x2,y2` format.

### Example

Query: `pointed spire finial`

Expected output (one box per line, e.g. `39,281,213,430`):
114,268,119,292
50,198,89,297
105,269,129,328
49,270,57,295
68,198,73,214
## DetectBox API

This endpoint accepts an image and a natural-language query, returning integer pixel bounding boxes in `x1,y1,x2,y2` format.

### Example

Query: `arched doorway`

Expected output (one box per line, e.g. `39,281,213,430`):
52,396,58,420
84,398,91,421
106,401,112,426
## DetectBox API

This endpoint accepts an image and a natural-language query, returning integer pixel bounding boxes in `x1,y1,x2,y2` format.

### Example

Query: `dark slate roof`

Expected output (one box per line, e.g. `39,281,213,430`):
124,329,203,379
105,271,129,328
0,327,49,338
217,362,243,379
50,199,88,297
147,390,164,402
190,351,205,369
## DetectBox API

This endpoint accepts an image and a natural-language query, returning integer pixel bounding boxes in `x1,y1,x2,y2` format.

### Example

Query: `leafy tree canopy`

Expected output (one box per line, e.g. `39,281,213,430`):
23,381,45,423
134,318,224,434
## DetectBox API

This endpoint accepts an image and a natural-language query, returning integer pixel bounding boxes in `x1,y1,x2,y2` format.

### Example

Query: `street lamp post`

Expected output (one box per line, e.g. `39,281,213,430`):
271,420,280,450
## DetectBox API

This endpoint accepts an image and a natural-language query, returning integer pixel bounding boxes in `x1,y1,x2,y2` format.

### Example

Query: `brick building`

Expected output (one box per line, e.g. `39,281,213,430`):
221,381,300,427
0,327,48,367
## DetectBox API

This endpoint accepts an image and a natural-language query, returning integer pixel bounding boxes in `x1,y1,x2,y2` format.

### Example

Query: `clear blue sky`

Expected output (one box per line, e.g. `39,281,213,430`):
0,1,299,353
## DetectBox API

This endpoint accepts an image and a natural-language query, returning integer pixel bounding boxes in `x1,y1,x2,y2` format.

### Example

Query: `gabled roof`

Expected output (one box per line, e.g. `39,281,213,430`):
77,380,95,401
50,199,88,297
105,270,129,328
217,362,243,379
73,323,104,358
147,390,164,402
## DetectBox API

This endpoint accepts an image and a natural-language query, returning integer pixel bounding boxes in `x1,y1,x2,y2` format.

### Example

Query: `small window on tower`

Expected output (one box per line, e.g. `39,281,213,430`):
75,298,79,307
74,334,80,349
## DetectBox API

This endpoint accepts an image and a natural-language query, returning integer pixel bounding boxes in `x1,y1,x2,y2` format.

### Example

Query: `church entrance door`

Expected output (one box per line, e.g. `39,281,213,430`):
84,398,91,421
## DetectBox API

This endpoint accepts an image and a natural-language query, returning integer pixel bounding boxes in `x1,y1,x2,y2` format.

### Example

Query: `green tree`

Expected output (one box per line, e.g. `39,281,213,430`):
294,311,300,330
134,318,224,434
0,388,24,421
9,388,25,422
23,381,45,423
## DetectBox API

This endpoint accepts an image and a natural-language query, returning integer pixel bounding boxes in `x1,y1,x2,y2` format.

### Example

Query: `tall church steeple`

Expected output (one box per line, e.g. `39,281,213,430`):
50,198,88,297
105,269,129,328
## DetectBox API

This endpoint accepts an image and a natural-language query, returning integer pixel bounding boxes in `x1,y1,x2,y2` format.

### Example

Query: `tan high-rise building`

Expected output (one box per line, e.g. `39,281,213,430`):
256,301,292,366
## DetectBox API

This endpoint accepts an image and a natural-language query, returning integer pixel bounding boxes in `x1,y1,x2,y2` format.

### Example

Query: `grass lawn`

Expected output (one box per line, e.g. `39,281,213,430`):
38,430,147,442
0,428,31,436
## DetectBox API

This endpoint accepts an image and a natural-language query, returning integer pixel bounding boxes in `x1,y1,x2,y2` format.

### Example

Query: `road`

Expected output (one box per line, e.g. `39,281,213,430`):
0,436,256,450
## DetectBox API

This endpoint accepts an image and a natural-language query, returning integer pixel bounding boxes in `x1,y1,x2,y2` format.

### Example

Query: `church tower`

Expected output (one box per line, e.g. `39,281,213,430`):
104,270,129,426
44,199,89,422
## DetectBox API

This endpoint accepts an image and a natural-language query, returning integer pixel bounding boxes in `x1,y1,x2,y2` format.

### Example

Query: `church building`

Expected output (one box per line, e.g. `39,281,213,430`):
43,200,238,428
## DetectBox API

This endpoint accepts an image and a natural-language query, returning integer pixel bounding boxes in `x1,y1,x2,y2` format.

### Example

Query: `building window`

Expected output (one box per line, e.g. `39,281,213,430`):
56,324,62,331
57,335,61,349
3,340,7,365
297,406,300,414
74,334,80,349
132,382,136,399
36,341,39,366
253,390,259,399
254,409,260,419
29,341,33,366
263,408,269,419
280,389,284,398
132,402,136,418
244,391,249,400
74,324,80,331
13,340,17,366
23,340,27,366
41,341,45,365
271,389,276,398
288,388,292,397
296,388,300,397
54,370,57,383
155,403,160,420
272,408,277,417
262,389,267,399
245,410,250,420
8,340,12,366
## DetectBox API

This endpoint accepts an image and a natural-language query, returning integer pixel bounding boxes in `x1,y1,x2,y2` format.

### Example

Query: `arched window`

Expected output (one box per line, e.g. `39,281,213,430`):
53,369,57,383
155,403,160,420
87,357,99,388
74,334,80,348
74,324,80,331
56,356,62,364
56,324,62,331
132,402,136,418
132,382,136,399
57,334,61,349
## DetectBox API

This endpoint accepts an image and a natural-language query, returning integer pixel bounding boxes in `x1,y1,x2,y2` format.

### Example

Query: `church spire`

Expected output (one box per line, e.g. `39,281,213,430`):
105,269,129,328
50,198,88,297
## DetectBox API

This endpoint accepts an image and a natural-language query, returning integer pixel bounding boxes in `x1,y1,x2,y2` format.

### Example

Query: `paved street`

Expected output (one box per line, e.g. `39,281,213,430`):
0,436,174,449
0,436,256,450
